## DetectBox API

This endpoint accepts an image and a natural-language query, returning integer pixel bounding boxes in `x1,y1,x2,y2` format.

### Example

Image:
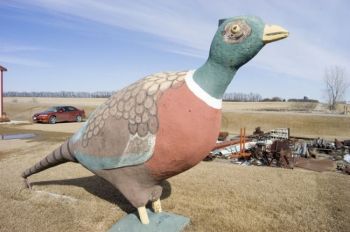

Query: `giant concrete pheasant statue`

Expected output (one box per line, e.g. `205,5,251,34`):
22,16,288,224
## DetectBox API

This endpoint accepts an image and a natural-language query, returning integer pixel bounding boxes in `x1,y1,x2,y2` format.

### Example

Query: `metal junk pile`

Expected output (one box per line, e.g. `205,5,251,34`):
205,127,350,174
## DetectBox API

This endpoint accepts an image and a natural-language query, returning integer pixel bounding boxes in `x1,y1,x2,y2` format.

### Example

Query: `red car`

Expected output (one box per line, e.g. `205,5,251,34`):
32,106,86,124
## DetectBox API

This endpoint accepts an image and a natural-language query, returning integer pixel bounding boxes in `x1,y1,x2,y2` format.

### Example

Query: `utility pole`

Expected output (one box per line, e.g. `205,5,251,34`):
0,65,8,121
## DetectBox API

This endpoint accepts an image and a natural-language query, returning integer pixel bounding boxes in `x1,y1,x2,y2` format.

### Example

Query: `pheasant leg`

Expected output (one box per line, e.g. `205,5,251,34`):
137,206,149,224
152,199,162,213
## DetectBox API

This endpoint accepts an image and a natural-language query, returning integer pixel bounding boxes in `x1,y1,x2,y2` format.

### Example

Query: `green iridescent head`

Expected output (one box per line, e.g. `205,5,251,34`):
193,16,288,99
209,16,288,69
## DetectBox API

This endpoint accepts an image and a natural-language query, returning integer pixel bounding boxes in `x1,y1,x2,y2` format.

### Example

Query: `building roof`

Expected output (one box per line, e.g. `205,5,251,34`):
0,65,7,71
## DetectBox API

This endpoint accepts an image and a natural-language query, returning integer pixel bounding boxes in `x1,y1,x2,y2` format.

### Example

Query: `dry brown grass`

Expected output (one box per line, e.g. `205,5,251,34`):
222,111,350,140
1,98,349,231
0,131,349,232
222,101,318,112
221,101,350,140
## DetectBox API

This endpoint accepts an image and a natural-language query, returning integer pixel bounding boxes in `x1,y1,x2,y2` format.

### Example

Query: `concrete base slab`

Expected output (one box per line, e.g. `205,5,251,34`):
109,209,190,232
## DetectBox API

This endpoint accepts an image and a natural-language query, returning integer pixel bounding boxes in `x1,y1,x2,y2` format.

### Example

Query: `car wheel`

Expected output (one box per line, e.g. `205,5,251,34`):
76,115,82,122
49,116,56,124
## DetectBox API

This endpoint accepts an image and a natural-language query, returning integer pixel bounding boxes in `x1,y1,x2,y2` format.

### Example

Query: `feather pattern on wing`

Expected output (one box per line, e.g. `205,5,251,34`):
71,71,188,170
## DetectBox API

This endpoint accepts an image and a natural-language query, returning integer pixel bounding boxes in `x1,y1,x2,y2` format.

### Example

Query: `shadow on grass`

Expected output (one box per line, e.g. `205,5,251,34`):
31,175,172,213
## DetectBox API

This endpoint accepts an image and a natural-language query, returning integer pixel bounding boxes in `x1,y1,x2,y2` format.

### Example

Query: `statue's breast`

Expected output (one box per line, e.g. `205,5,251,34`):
146,82,221,180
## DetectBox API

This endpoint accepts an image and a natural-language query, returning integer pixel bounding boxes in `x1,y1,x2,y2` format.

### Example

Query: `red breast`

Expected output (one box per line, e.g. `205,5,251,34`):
145,83,221,180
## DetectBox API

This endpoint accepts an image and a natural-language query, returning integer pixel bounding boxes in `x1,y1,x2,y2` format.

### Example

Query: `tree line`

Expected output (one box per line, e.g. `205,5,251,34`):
5,91,320,103
5,91,263,101
4,91,115,98
5,66,348,109
223,93,318,102
223,92,262,102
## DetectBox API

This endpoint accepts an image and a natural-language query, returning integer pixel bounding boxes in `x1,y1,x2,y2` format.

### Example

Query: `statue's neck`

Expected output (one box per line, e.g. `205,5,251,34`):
193,59,237,99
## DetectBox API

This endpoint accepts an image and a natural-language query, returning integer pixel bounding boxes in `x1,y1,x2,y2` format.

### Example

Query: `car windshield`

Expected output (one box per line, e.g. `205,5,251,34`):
46,107,59,112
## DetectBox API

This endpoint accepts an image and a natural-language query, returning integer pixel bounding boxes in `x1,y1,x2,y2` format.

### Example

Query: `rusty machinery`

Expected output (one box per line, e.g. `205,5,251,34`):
251,139,294,168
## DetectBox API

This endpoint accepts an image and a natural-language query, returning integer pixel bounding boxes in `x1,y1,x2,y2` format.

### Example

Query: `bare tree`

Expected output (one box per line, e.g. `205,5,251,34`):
324,66,349,110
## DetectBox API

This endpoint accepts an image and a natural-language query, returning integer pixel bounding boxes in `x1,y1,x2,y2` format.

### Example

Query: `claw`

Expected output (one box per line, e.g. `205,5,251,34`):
137,206,149,224
152,199,162,213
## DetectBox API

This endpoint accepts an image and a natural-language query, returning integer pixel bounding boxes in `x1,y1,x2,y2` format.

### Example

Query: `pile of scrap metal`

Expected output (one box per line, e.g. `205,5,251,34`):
338,154,350,174
304,137,350,174
206,127,294,169
249,139,294,168
205,127,350,174
308,138,350,157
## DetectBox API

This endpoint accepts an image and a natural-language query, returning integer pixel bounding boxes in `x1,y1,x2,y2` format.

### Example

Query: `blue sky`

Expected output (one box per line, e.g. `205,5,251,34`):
1,0,350,101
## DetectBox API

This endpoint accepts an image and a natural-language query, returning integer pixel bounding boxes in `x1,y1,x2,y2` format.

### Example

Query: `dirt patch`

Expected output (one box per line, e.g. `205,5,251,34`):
15,122,83,134
0,124,73,161
0,125,72,142
295,158,336,172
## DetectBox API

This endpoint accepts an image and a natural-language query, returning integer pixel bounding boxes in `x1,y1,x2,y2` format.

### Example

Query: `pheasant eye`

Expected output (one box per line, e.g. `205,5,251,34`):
223,20,251,44
231,25,240,34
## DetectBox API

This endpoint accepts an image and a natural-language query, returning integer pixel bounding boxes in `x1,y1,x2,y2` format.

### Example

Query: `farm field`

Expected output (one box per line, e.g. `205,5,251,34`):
0,97,349,232
4,97,350,139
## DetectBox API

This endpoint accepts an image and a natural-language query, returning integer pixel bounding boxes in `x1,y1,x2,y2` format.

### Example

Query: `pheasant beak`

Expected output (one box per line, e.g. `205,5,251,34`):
262,24,289,44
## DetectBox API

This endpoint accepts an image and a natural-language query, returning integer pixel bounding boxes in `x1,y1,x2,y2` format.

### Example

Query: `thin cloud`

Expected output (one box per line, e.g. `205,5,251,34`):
0,43,42,53
0,41,50,67
0,55,51,67
254,34,350,81
4,0,350,81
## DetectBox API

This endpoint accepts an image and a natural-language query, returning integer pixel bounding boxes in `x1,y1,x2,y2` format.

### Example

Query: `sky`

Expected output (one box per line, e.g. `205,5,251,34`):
1,0,350,101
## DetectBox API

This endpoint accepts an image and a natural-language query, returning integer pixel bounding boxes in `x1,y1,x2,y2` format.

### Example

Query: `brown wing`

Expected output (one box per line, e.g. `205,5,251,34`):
71,71,187,170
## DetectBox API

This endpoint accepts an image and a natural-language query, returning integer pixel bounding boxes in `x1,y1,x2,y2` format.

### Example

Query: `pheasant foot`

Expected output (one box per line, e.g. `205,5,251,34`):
152,199,162,213
137,206,149,224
